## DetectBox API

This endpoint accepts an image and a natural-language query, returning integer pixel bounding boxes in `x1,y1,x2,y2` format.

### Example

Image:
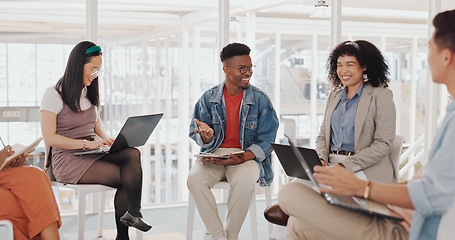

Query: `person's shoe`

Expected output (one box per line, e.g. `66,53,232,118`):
120,211,152,232
264,204,289,226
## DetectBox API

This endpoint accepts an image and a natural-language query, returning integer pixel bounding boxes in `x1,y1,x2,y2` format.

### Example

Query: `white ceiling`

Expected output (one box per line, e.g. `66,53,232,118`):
0,0,454,43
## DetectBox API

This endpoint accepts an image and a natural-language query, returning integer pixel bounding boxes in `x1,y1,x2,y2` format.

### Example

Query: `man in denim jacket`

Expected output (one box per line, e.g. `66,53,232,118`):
187,43,279,240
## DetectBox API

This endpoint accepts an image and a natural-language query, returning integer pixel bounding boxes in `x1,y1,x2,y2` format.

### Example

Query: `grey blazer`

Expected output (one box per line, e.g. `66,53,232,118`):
316,84,396,184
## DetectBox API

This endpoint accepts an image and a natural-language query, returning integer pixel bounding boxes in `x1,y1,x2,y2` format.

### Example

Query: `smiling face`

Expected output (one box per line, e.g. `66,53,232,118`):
223,55,253,94
336,55,366,90
83,55,102,87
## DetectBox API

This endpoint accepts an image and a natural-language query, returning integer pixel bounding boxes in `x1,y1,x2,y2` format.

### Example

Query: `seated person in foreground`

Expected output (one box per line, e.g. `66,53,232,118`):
278,9,455,240
0,145,61,240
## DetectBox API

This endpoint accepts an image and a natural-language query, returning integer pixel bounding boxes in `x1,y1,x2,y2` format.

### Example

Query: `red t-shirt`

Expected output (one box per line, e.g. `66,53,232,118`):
219,88,243,149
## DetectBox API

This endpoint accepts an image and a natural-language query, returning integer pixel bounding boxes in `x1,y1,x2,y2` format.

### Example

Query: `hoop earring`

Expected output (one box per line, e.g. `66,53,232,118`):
363,72,369,82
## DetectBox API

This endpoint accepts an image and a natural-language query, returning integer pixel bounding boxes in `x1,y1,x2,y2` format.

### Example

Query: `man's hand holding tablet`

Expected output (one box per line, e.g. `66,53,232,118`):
195,150,247,165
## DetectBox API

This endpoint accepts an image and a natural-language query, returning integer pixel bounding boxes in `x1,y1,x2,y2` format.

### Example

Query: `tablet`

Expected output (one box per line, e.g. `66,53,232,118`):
195,150,245,159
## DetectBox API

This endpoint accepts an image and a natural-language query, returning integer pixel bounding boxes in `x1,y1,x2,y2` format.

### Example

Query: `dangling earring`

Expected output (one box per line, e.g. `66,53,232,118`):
363,72,369,82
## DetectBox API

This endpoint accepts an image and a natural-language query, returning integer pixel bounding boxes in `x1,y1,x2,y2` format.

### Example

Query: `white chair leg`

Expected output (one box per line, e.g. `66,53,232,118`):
136,229,143,240
0,220,14,240
78,191,87,240
186,193,196,240
97,192,106,238
249,191,258,240
265,186,273,238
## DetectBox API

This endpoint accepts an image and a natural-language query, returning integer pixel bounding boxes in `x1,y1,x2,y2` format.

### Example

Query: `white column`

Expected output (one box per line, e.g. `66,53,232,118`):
85,0,98,42
330,0,342,49
246,11,256,83
85,0,99,212
192,27,202,106
178,28,190,201
310,34,319,148
272,33,281,194
153,39,162,203
436,2,447,127
408,38,418,180
192,27,202,160
424,0,441,164
380,36,387,53
218,0,229,82
164,37,173,202
141,37,152,204
246,11,256,53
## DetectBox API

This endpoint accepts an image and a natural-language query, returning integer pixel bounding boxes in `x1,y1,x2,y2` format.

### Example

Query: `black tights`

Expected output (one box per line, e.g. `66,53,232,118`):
78,148,143,240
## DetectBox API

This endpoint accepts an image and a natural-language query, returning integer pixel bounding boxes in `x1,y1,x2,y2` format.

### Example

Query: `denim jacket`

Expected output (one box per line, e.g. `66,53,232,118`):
189,81,279,186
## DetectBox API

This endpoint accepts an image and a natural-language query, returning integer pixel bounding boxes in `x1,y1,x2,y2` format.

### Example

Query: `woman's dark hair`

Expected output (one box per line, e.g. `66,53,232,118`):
327,40,389,90
433,9,455,53
220,42,251,63
56,41,101,112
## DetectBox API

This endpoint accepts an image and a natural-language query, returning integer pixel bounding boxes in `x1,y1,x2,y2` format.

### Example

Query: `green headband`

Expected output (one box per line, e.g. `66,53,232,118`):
85,46,101,55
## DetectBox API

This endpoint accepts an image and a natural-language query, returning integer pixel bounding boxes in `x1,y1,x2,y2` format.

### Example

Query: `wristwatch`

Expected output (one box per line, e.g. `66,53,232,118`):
82,139,88,150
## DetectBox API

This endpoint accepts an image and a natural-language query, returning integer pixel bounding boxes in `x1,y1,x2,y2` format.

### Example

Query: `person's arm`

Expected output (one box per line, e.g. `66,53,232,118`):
94,117,114,145
189,94,216,149
40,110,108,150
315,91,335,162
205,150,255,165
340,89,396,172
0,146,28,171
245,95,279,162
313,165,414,208
193,119,214,144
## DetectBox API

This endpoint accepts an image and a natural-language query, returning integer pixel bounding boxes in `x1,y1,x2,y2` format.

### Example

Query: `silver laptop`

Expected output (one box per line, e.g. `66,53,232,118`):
277,135,403,221
75,113,163,156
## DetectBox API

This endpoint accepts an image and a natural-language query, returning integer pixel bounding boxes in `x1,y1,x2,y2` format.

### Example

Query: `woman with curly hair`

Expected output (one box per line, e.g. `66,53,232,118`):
264,40,397,228
316,40,396,184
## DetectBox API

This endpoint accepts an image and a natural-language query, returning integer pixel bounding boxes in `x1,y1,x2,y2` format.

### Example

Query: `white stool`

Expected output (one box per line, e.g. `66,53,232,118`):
186,181,272,240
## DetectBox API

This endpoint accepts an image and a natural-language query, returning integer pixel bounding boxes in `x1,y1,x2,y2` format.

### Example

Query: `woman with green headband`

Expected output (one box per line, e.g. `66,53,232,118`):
40,41,152,239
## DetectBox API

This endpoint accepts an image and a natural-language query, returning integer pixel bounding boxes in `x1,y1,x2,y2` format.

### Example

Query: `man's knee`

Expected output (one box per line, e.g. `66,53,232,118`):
187,169,205,191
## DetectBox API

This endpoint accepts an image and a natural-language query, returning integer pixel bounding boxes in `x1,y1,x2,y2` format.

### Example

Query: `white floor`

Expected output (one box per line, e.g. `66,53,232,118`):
57,199,287,240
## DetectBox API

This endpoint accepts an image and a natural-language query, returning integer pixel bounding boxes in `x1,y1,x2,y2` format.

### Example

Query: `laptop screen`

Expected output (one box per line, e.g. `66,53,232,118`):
284,134,321,189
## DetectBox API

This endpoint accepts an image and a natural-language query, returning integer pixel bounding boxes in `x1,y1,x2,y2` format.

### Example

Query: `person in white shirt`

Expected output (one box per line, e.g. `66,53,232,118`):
40,41,151,240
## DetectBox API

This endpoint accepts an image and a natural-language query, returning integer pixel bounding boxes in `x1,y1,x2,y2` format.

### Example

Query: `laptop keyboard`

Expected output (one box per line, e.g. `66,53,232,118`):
100,145,110,151
324,193,363,207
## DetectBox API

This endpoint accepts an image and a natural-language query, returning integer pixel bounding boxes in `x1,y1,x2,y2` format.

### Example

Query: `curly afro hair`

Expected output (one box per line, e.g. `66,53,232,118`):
327,40,389,90
220,42,251,63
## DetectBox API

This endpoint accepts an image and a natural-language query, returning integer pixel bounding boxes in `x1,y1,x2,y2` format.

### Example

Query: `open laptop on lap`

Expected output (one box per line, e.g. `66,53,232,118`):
75,113,163,156
272,136,403,221
271,142,323,180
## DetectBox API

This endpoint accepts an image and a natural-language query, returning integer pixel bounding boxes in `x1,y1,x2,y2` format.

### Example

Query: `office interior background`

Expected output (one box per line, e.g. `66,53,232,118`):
1,0,455,223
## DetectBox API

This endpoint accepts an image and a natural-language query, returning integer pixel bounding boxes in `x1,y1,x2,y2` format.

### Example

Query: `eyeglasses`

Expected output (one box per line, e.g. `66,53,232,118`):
229,65,255,74
90,68,103,77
